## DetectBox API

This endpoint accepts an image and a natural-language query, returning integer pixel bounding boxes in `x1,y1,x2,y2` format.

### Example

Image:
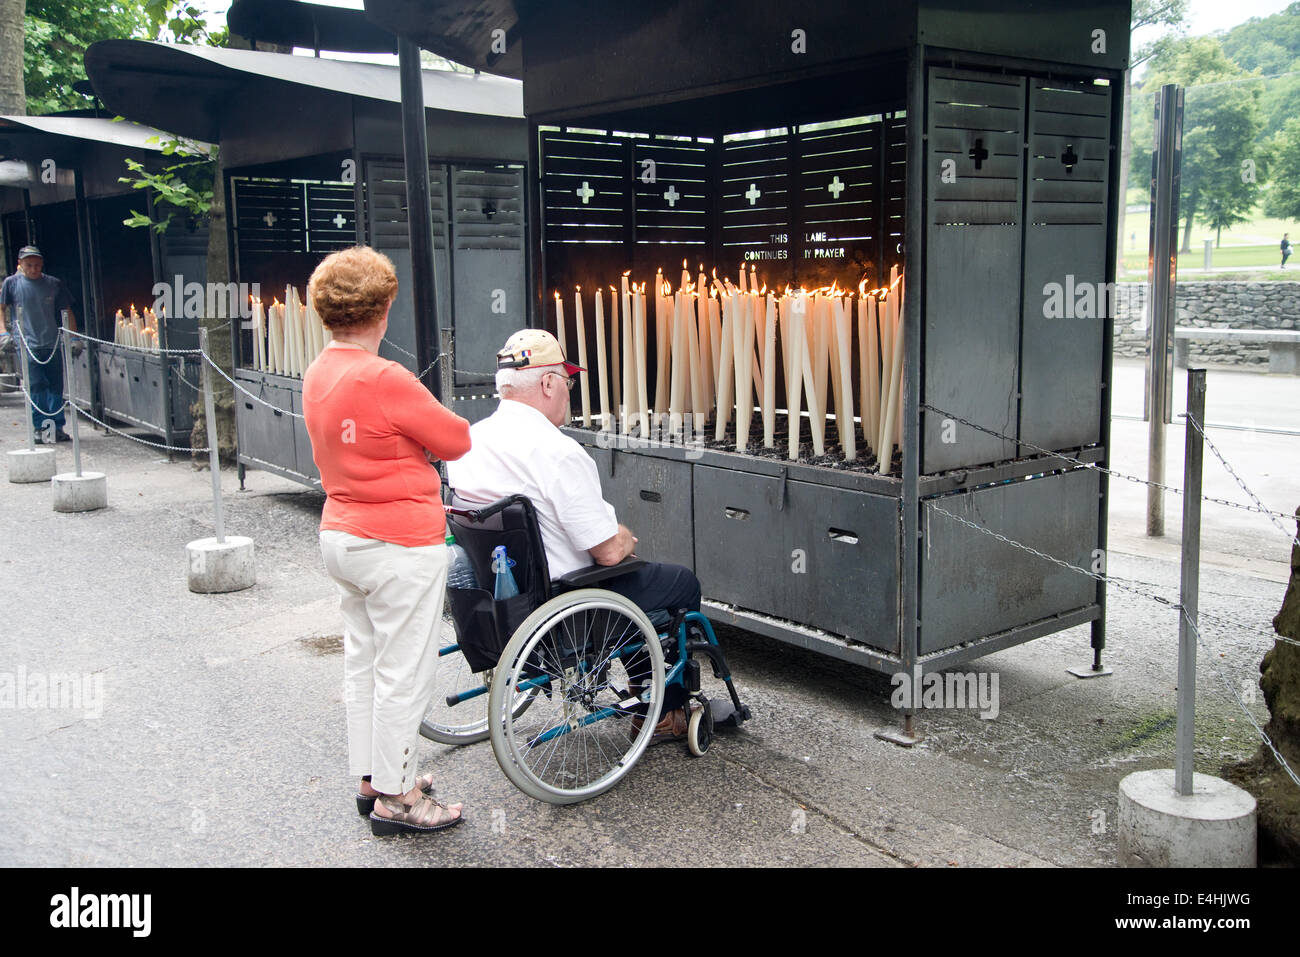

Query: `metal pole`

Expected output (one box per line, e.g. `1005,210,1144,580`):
199,327,225,543
61,312,82,477
440,328,454,404
398,36,442,400
16,306,34,450
1175,368,1205,796
1146,84,1183,537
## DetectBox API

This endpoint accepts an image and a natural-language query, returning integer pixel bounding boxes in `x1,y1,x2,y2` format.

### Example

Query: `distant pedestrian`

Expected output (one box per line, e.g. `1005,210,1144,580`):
1282,233,1292,269
0,246,79,442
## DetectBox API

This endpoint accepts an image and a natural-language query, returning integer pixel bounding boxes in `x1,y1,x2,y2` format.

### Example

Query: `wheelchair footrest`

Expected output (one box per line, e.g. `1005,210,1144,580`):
709,696,749,729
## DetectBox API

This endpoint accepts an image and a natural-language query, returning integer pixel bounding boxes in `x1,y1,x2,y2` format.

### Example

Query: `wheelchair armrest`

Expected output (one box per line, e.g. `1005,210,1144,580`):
556,557,647,589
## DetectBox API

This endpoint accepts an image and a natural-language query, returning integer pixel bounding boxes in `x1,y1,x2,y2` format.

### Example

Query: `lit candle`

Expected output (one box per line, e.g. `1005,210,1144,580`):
763,291,776,448
610,284,622,428
621,273,632,432
787,293,806,460
575,287,591,428
654,270,669,420
594,287,611,431
834,294,855,460
713,285,734,441
634,282,649,436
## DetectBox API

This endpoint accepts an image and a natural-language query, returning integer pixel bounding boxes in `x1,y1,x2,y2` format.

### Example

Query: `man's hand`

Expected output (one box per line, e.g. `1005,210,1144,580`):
590,524,637,566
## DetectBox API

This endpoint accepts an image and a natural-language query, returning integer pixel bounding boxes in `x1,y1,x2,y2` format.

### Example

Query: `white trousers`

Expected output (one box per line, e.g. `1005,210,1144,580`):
320,530,449,795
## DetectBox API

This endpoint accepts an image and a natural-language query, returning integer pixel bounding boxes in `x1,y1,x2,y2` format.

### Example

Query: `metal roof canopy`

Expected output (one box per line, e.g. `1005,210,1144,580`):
84,40,523,149
0,115,210,208
365,0,1130,125
228,0,399,54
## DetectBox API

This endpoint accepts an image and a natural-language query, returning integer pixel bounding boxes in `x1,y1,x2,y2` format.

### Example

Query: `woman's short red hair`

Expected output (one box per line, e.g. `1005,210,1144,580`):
309,246,399,331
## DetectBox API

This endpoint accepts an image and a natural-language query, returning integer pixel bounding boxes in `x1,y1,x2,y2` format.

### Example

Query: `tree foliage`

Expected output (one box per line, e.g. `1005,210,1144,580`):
23,2,226,115
1131,36,1266,250
1264,117,1300,221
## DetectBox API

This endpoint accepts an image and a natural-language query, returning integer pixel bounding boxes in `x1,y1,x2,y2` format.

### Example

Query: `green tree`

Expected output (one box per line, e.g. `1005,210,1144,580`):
1117,0,1189,272
1131,36,1265,252
1264,117,1300,221
23,2,224,115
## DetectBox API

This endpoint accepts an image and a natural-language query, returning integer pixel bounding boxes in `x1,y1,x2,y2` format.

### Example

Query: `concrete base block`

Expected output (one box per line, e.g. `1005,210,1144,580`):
187,536,256,593
1118,769,1257,867
51,471,108,512
1268,341,1300,375
8,447,57,483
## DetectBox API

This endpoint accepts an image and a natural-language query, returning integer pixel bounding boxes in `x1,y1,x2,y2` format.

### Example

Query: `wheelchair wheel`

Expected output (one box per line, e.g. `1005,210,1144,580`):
487,589,665,804
421,613,534,746
687,701,713,757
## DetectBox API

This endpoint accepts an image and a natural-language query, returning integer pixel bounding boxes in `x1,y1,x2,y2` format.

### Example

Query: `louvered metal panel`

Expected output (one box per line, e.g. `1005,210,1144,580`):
720,130,792,265
1019,77,1113,452
633,137,710,248
923,67,1025,473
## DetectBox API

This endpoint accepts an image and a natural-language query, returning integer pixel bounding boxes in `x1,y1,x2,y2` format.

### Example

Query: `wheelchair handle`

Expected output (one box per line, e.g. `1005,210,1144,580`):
444,493,527,524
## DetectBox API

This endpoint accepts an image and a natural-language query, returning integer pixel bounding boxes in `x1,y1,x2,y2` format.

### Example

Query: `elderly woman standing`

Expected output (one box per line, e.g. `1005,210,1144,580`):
303,246,472,835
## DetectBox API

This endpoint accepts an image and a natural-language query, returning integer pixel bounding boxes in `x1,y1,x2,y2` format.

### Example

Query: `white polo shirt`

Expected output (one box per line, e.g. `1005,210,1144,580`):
446,399,619,578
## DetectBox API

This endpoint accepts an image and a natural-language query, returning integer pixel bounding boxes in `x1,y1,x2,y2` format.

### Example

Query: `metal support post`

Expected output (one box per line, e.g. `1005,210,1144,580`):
17,306,34,450
1175,369,1205,795
61,313,82,476
1146,84,1183,537
398,36,442,400
199,328,225,543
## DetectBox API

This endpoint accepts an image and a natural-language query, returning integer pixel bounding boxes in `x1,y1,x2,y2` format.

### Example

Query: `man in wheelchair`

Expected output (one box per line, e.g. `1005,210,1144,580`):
446,328,698,740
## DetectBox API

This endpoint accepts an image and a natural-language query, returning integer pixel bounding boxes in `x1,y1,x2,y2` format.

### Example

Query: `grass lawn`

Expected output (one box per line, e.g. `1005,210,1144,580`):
1118,202,1300,279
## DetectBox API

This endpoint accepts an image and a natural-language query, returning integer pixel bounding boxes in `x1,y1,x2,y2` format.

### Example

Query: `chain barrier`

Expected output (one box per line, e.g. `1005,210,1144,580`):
14,326,63,365
1184,413,1300,551
1180,605,1300,790
926,498,1298,791
68,402,209,454
64,328,204,356
14,387,68,420
922,403,1296,524
201,354,305,419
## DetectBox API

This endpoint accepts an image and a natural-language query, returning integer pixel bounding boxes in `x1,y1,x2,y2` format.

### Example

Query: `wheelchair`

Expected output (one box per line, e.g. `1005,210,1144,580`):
421,493,750,805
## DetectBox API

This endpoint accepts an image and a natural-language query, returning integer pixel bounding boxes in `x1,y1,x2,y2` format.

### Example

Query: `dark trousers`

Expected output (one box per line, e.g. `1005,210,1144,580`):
26,344,65,433
603,562,701,712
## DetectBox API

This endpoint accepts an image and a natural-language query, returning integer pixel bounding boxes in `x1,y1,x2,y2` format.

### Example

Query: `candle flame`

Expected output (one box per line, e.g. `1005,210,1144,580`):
622,270,631,277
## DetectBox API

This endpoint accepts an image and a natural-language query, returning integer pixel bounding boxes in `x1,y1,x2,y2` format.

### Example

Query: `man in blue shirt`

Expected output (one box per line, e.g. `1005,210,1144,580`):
0,246,78,441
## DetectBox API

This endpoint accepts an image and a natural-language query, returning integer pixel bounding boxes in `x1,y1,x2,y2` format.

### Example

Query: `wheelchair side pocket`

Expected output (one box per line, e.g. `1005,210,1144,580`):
446,587,536,673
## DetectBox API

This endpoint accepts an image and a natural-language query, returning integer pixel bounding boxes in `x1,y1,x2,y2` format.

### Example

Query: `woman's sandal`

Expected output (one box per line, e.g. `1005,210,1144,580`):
369,794,464,836
355,774,435,816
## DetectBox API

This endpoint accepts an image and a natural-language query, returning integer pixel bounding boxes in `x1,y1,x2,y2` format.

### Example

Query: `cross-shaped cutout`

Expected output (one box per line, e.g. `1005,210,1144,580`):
576,181,595,204
332,213,348,229
1061,144,1079,173
827,176,845,199
663,185,680,207
745,183,762,206
968,139,989,170
263,211,278,228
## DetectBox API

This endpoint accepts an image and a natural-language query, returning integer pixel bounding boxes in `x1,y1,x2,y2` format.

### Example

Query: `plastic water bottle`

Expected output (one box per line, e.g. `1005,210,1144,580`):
492,545,520,600
446,534,478,591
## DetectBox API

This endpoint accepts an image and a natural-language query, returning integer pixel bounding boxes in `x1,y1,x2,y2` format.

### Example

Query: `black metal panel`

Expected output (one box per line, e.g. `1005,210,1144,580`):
291,385,320,485
923,66,1024,472
451,164,526,384
1019,77,1111,452
720,128,793,279
586,447,694,571
362,158,450,373
919,468,1100,654
693,464,899,651
234,371,298,475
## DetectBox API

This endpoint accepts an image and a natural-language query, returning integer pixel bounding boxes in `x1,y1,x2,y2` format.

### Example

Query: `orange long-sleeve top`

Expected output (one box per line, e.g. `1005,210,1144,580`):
303,343,471,547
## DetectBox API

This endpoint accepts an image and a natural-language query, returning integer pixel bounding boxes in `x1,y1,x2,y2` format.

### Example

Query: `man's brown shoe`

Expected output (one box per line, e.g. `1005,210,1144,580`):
631,707,688,743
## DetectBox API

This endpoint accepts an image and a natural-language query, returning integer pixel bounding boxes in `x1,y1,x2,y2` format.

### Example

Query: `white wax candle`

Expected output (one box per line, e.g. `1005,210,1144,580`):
763,292,776,448
575,288,591,428
594,288,610,431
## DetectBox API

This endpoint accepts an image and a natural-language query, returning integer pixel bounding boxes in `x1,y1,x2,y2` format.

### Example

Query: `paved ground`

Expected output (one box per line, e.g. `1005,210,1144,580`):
0,362,1293,867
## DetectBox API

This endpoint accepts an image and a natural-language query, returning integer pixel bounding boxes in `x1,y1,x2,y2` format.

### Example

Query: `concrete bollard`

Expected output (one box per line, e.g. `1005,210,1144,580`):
8,447,57,483
186,536,256,593
1118,769,1257,867
51,471,108,511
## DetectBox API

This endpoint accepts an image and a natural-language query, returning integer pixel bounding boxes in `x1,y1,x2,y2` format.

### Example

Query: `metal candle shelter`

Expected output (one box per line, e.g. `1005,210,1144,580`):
372,0,1130,714
86,39,529,487
0,115,210,446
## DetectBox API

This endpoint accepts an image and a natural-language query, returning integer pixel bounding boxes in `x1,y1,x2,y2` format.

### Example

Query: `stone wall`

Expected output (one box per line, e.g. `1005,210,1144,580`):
1112,281,1300,366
